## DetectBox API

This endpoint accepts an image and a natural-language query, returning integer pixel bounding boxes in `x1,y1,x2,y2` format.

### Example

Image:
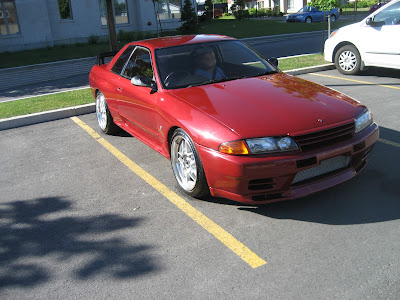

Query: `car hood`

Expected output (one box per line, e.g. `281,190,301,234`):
168,72,363,138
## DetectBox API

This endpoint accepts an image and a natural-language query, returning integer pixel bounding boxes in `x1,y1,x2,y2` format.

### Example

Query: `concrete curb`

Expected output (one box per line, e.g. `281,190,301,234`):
0,64,335,131
285,63,335,75
0,103,95,131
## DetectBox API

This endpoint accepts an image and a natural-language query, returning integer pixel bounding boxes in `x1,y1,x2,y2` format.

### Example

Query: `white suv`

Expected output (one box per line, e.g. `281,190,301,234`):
324,0,400,75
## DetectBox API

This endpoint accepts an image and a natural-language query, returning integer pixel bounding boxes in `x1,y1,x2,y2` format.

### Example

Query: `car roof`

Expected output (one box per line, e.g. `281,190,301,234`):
126,34,236,51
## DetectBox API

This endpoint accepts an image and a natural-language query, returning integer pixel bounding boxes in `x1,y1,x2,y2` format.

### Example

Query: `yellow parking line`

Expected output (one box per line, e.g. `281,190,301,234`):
310,73,400,90
379,138,400,148
70,116,267,269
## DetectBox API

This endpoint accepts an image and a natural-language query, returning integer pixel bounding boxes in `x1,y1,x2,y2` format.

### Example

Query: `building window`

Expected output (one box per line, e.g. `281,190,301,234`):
156,0,182,21
99,0,129,26
58,0,73,20
288,0,295,10
0,1,20,35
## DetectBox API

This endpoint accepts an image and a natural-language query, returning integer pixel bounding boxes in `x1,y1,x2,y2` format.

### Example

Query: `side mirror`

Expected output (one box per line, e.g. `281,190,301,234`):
131,75,157,92
269,57,279,68
131,75,153,87
366,17,384,27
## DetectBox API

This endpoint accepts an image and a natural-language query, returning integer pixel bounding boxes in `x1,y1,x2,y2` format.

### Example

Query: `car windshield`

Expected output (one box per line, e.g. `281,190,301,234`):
155,40,277,89
298,6,313,12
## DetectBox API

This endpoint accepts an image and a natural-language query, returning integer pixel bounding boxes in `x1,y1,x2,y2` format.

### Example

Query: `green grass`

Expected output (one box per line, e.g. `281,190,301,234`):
278,53,328,70
0,88,93,119
0,44,110,69
0,54,329,119
198,18,355,39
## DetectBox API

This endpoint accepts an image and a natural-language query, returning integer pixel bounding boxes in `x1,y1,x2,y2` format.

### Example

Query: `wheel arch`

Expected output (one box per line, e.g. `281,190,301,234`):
167,126,180,157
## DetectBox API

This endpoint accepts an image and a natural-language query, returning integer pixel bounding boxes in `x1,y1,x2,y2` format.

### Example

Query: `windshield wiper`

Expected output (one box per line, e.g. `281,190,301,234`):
185,72,277,88
186,76,245,88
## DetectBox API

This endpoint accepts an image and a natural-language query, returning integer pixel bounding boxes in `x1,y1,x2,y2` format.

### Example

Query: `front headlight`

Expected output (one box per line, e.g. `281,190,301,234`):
355,109,372,133
219,136,299,155
329,29,339,38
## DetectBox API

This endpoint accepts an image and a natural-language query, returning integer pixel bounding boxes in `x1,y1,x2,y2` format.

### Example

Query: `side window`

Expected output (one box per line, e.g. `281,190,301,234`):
374,1,400,25
111,45,134,74
122,47,154,80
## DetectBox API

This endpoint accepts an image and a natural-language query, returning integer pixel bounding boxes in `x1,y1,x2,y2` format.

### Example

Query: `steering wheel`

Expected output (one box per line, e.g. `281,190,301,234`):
164,71,190,87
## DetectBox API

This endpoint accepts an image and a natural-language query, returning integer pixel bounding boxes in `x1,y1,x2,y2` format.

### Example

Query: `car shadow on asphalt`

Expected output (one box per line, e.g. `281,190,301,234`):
0,196,158,290
232,126,400,225
357,67,400,80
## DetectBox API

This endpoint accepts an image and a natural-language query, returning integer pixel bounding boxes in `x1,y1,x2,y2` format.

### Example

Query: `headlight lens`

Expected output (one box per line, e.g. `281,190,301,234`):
355,109,372,133
219,136,298,155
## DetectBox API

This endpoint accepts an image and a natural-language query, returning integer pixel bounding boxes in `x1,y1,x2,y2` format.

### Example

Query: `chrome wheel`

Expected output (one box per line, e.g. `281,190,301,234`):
338,50,357,72
170,129,209,198
96,92,107,131
171,134,197,191
95,91,119,134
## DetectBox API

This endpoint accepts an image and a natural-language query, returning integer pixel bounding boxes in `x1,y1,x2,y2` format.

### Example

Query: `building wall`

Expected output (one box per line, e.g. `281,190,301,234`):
0,0,191,53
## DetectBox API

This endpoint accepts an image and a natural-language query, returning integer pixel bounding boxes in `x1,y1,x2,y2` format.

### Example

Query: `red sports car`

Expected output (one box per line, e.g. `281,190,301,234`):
89,34,379,204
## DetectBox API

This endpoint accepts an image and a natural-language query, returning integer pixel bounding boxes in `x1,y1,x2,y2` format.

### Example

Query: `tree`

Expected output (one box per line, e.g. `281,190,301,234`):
204,0,213,21
178,0,199,34
152,0,163,37
310,0,339,52
105,0,118,51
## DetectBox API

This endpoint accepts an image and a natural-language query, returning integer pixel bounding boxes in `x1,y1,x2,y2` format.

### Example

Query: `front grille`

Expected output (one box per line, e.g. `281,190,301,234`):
293,122,355,151
292,155,351,185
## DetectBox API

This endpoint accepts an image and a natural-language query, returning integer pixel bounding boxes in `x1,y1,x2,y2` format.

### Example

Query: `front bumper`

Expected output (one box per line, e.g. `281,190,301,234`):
286,17,305,22
197,123,379,204
324,37,336,63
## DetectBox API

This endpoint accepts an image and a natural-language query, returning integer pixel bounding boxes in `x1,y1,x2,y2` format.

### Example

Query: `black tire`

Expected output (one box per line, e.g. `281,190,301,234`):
334,45,361,75
170,128,209,198
305,17,312,23
95,91,119,134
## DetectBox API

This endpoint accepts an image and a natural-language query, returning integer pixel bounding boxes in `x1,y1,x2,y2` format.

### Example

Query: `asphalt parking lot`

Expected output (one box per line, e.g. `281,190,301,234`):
1,68,399,299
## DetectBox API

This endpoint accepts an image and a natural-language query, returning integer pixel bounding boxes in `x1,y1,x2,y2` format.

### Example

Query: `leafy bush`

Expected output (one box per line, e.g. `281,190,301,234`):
344,0,376,8
88,35,100,45
233,9,250,20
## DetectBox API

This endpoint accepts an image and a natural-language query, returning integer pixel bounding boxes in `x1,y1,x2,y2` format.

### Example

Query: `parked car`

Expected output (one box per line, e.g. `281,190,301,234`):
369,0,390,12
198,8,223,18
324,0,400,75
286,6,339,23
89,34,378,204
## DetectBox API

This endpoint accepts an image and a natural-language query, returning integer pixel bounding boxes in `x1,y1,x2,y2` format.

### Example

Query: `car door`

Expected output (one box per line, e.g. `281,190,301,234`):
115,46,161,146
312,7,324,22
361,1,400,68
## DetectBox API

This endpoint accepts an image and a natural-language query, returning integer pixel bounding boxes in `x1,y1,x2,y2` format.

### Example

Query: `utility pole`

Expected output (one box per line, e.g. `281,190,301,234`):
106,0,118,51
